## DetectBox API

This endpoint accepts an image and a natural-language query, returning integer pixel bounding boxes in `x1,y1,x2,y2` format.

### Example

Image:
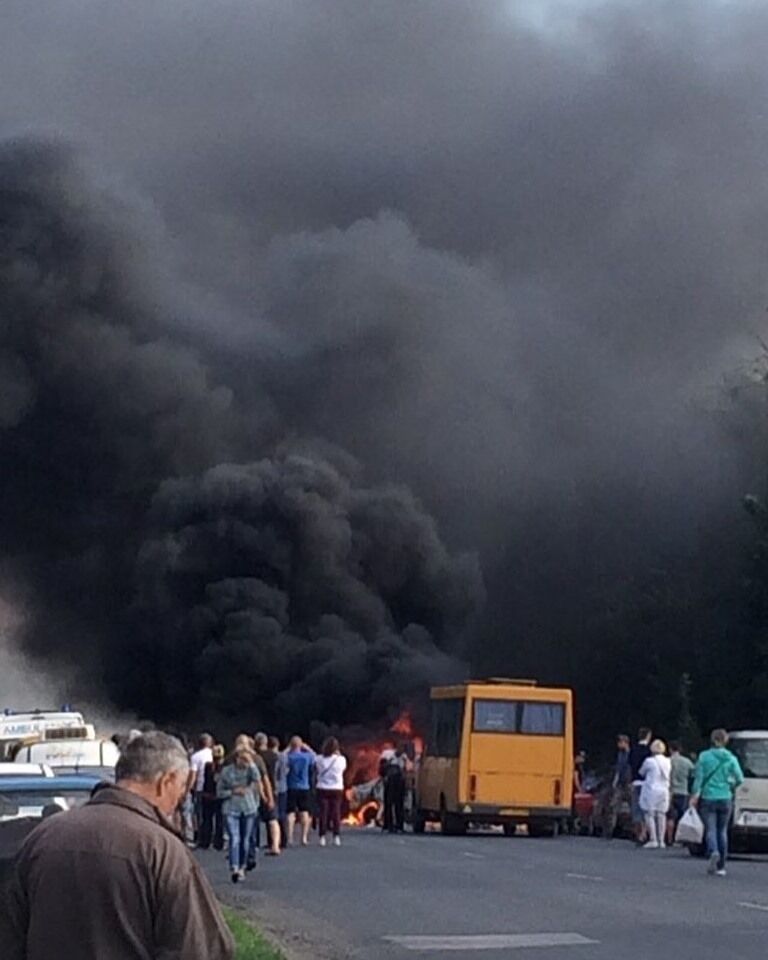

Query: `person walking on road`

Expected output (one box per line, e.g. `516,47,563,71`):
286,735,315,846
315,736,347,846
218,745,265,883
691,728,744,877
666,741,694,845
0,731,234,960
639,739,671,849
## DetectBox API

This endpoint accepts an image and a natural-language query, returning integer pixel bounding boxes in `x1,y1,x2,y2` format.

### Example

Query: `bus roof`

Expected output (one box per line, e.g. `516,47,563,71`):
430,681,572,700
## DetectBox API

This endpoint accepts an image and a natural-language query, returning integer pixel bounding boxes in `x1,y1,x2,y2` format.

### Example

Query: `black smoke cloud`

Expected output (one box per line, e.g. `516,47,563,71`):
0,139,481,728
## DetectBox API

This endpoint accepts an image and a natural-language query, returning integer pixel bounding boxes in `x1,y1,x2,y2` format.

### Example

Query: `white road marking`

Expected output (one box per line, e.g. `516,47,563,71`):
462,851,486,859
738,901,768,913
566,872,605,882
384,933,598,951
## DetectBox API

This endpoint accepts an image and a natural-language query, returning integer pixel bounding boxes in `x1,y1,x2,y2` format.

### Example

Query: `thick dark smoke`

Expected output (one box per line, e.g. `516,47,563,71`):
3,1,768,740
0,140,481,728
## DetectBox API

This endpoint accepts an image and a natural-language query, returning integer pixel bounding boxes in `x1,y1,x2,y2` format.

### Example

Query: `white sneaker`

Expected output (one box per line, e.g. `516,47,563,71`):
333,835,341,847
716,869,727,877
319,836,327,847
643,841,659,849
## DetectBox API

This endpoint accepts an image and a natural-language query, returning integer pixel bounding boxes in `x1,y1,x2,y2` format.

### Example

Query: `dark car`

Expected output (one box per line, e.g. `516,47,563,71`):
0,773,104,822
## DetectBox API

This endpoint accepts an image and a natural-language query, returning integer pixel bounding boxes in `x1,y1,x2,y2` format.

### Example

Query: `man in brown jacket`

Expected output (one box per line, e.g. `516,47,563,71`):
0,731,234,960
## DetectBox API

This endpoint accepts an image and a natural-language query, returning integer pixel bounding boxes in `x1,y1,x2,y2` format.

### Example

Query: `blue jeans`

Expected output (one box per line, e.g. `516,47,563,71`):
701,799,731,870
225,813,256,872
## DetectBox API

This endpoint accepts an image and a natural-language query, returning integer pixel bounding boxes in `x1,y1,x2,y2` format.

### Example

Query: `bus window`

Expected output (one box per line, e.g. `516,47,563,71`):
473,700,518,733
431,699,465,757
519,702,564,736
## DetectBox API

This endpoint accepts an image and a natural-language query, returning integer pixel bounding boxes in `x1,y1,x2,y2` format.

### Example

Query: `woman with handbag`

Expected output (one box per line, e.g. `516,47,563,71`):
690,729,744,876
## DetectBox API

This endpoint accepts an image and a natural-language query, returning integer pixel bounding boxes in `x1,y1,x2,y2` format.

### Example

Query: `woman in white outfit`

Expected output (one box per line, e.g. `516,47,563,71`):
639,739,671,849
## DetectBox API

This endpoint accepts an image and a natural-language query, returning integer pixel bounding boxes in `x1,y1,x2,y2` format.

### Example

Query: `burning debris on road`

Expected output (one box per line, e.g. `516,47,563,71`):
342,710,423,827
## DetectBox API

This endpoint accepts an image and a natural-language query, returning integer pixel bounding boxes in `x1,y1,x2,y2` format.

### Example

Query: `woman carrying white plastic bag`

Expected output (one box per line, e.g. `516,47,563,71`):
639,739,671,849
675,806,705,845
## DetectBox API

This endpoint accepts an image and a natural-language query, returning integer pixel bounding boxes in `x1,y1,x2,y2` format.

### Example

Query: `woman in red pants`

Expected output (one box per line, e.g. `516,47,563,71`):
315,737,347,846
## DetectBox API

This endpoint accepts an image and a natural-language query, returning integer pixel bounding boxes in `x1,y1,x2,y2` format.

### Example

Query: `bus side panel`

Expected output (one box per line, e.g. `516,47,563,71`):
418,757,459,812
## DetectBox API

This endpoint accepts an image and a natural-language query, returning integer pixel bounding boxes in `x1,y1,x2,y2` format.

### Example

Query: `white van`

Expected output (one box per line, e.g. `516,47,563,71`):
727,731,768,850
15,739,119,774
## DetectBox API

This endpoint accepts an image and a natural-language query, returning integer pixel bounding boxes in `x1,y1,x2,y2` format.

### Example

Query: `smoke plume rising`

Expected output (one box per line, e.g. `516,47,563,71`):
0,139,481,728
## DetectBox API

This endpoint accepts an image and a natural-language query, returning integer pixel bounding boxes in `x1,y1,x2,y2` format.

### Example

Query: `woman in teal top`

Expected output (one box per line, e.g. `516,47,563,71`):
691,729,744,877
217,747,263,882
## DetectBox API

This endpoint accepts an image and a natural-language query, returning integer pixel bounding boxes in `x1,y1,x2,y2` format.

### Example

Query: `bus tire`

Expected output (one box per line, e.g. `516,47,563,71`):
440,809,466,836
503,823,517,837
529,819,560,838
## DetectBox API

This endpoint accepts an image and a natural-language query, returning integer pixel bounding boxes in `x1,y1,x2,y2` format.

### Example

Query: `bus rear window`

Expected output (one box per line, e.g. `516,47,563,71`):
473,700,518,733
519,702,564,735
473,700,565,736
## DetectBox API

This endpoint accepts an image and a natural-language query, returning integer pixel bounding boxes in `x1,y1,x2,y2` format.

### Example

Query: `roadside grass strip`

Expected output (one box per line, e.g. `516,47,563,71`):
385,933,598,951
222,906,285,960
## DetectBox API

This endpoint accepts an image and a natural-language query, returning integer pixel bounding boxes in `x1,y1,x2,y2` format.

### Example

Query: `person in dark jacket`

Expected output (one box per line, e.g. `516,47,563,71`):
0,731,234,960
380,742,407,833
199,743,226,850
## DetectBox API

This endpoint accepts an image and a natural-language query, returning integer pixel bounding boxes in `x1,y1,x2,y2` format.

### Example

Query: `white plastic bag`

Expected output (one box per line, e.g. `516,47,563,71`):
675,806,705,845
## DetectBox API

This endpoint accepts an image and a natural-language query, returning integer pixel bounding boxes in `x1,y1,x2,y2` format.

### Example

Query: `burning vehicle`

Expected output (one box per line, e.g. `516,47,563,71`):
341,712,424,827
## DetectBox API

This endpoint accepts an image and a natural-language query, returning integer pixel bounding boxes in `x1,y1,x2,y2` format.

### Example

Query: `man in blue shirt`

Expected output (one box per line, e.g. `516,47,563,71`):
285,736,315,846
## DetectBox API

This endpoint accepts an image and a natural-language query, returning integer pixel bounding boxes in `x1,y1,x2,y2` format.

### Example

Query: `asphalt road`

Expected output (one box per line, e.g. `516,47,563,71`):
200,830,768,960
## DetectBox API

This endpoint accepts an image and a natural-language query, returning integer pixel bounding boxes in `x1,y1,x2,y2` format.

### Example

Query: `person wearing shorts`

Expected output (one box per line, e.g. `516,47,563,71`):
285,736,314,846
255,733,281,856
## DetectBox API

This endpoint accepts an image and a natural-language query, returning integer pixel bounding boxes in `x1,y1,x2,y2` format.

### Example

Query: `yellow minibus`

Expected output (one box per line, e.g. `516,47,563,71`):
413,679,574,836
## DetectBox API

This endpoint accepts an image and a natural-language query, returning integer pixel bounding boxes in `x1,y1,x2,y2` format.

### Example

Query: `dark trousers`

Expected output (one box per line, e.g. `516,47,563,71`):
198,797,224,850
383,775,405,832
317,789,343,837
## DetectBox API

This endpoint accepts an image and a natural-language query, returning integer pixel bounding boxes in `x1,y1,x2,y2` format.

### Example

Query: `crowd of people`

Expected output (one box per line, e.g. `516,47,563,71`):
182,729,408,883
606,726,745,875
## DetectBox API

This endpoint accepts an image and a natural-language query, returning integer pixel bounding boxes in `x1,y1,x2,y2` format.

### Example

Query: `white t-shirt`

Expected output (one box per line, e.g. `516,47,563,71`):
315,753,347,790
190,747,213,793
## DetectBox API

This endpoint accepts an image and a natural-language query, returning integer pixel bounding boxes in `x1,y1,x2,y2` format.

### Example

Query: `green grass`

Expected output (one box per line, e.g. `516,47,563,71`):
223,906,285,960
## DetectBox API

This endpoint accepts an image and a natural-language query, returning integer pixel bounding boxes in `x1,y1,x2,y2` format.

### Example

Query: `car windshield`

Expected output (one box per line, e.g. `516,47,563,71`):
729,739,768,778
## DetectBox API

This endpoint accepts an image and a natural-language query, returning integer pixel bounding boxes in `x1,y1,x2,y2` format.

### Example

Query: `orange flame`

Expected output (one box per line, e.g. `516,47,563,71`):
342,798,380,827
